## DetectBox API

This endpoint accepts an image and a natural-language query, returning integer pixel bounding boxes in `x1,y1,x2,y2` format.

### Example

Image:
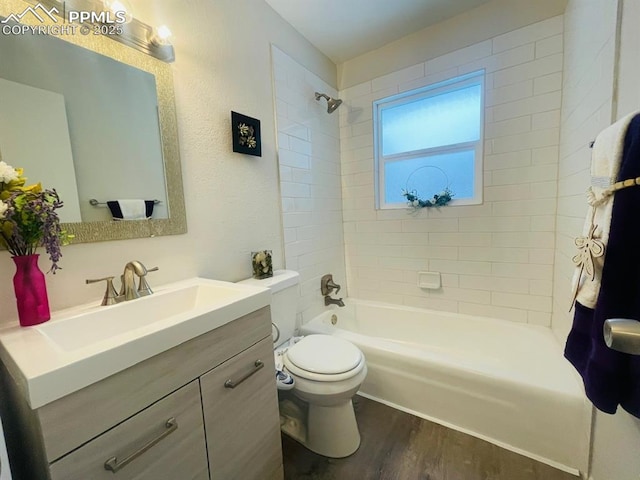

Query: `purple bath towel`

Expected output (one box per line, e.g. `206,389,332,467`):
565,113,640,417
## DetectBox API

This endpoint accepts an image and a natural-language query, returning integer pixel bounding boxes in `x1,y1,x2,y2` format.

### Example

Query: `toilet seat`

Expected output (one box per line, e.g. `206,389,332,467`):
284,334,365,382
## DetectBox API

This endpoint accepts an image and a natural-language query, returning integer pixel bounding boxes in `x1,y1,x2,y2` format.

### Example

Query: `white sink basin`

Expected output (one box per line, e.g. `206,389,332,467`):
38,282,259,352
0,277,270,409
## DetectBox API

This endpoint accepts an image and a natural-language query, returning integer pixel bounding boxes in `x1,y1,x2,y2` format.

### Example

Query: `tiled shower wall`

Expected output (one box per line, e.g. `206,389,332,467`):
339,17,564,325
272,46,347,325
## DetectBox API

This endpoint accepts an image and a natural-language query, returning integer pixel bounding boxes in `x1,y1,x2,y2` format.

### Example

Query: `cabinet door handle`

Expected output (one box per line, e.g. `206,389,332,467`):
224,360,264,389
104,417,178,473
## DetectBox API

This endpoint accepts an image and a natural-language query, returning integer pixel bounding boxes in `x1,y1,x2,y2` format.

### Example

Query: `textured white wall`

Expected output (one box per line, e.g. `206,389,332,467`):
339,17,563,325
0,0,336,326
272,46,346,326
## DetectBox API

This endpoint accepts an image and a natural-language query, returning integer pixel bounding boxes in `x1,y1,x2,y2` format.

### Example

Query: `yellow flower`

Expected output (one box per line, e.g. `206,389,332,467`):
0,181,42,200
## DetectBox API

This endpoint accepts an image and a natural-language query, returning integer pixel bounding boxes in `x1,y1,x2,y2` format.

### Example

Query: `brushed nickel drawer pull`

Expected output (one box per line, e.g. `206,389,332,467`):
104,417,178,473
224,360,264,389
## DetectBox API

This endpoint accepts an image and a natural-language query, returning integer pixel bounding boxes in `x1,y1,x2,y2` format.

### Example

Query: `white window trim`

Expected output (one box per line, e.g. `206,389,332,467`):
373,70,485,210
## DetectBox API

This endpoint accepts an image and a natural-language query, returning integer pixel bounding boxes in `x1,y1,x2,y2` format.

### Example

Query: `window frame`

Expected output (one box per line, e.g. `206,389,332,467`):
373,70,485,210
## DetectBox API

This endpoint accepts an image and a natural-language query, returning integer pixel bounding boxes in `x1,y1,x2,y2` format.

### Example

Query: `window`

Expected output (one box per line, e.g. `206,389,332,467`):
373,70,484,209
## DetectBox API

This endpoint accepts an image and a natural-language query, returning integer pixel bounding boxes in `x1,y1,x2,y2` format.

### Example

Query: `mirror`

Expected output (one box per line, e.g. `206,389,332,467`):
0,0,186,243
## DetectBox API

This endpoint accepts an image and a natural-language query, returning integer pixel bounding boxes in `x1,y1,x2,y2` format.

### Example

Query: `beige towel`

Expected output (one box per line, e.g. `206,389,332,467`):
573,112,638,308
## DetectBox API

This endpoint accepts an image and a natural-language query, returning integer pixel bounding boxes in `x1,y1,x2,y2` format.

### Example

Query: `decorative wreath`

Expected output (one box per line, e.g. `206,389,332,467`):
402,188,454,209
401,166,454,210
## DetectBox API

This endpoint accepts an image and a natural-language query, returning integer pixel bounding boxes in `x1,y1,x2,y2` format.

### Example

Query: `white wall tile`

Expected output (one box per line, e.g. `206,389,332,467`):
425,41,493,74
485,150,532,170
492,292,552,312
493,54,563,88
486,79,534,108
273,46,346,324
459,302,528,323
491,91,562,122
336,19,563,326
536,34,564,58
371,64,425,92
533,72,563,95
459,274,530,294
485,115,532,139
492,16,564,54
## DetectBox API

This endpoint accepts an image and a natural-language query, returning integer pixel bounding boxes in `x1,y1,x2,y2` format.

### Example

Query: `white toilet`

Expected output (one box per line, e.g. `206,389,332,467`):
240,270,367,458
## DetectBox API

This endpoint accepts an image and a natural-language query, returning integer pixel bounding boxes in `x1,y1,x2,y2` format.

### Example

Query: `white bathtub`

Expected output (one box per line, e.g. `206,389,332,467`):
300,299,590,476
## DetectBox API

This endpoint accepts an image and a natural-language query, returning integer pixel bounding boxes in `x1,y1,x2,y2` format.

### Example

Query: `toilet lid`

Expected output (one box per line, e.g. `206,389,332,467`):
286,334,362,374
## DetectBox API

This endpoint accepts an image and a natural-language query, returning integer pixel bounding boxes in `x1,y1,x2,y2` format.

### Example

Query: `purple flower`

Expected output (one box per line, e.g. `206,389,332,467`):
0,189,67,273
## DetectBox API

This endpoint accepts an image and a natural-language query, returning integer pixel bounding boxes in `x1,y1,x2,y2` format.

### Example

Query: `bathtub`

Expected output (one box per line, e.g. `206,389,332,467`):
300,299,590,476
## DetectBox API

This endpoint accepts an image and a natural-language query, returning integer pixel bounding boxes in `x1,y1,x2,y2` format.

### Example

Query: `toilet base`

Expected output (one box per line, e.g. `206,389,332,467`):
279,396,361,458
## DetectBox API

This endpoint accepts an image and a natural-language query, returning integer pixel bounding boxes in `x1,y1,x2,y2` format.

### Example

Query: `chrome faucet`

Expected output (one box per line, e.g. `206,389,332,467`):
321,274,344,307
324,296,345,307
120,260,158,300
86,260,158,305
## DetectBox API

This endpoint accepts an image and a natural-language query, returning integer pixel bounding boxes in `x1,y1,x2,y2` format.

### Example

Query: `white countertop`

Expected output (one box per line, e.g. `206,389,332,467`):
0,277,270,409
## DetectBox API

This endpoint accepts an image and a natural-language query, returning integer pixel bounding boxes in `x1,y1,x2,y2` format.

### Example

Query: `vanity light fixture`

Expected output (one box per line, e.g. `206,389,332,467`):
21,0,176,63
149,25,172,46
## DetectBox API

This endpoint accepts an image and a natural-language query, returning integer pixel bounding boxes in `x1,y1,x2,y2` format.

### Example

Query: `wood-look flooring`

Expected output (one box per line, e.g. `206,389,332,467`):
281,395,577,480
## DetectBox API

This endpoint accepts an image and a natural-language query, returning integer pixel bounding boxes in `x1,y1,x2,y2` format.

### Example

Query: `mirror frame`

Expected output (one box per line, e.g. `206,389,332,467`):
0,0,186,243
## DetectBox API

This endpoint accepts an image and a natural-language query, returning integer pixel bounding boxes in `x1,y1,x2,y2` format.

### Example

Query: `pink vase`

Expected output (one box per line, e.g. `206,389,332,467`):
12,254,51,327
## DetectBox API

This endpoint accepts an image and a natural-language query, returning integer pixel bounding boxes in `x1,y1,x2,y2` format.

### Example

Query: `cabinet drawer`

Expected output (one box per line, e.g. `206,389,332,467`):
201,336,283,480
49,380,208,480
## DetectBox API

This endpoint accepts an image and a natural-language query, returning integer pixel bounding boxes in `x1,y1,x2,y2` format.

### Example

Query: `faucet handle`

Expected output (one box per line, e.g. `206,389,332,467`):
137,266,158,296
321,274,341,295
86,276,118,306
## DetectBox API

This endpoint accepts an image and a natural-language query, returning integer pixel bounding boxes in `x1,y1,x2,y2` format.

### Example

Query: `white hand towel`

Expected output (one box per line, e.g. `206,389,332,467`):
117,199,147,220
573,112,638,308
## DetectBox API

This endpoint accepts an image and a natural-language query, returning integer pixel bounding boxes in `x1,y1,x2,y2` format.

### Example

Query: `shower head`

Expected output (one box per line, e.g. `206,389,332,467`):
315,92,342,114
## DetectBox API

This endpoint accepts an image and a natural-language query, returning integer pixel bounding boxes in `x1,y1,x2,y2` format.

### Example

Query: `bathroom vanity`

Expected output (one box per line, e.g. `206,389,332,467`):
0,279,283,480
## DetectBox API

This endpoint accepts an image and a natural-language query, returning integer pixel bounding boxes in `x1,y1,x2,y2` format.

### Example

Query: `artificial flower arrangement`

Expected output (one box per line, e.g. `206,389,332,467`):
0,160,69,273
401,187,454,210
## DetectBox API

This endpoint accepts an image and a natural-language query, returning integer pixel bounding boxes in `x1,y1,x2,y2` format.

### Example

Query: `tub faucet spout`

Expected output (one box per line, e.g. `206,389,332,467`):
324,295,345,307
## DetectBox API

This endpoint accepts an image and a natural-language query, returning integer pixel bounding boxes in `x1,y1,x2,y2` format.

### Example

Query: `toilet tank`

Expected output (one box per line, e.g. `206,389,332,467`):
238,270,300,347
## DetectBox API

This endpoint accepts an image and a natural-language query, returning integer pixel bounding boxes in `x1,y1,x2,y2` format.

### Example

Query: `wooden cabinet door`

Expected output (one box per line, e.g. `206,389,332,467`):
49,380,209,480
201,336,283,480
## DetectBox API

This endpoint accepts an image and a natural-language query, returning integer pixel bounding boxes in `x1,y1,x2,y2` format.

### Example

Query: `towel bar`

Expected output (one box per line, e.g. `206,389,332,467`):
89,199,162,206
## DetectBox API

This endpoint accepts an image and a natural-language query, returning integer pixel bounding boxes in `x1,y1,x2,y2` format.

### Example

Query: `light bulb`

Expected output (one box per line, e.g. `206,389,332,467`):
103,0,133,23
156,25,172,42
150,25,173,46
